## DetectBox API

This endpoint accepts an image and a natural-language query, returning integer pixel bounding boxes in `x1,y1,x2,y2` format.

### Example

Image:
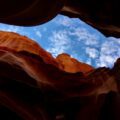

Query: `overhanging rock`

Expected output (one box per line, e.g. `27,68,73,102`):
0,0,120,37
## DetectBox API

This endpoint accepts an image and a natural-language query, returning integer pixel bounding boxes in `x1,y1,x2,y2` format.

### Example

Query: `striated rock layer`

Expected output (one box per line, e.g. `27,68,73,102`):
56,53,94,74
0,31,120,120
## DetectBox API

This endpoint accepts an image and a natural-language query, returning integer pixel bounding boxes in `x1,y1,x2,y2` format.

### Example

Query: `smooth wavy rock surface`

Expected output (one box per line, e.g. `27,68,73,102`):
0,31,120,120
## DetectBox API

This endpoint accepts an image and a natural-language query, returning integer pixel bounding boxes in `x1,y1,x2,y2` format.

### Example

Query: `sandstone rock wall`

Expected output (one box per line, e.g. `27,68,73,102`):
0,31,120,119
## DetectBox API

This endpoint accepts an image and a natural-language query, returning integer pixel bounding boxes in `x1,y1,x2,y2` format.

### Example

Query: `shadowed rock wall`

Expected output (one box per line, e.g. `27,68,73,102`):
0,0,120,37
0,31,120,120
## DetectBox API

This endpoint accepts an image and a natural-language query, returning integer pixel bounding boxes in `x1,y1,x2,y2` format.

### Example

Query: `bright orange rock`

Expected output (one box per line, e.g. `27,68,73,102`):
56,53,94,74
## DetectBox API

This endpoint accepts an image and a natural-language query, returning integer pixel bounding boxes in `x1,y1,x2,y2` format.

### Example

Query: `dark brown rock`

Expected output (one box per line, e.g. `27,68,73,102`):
0,31,120,119
0,0,120,37
61,0,120,37
0,0,65,26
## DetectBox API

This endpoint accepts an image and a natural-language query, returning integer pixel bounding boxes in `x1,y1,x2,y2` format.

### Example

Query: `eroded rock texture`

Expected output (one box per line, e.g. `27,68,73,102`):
0,31,120,120
56,53,94,74
0,0,120,37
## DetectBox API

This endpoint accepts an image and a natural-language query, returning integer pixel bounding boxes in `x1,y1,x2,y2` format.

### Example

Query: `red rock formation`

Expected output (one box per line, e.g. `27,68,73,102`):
0,31,120,120
56,53,94,74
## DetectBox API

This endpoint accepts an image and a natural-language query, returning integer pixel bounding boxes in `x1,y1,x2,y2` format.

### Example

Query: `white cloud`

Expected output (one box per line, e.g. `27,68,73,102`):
86,47,99,58
96,37,120,67
47,30,71,56
47,15,101,64
53,15,99,46
56,16,72,27
54,15,86,27
36,31,42,38
86,58,92,65
1,16,119,69
97,55,116,67
68,27,99,45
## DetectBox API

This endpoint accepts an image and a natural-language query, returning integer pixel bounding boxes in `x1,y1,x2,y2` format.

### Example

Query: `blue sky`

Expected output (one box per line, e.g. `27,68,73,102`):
0,15,120,68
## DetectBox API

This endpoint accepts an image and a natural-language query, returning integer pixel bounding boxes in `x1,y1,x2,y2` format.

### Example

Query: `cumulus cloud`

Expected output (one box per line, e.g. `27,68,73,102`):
46,25,99,58
86,47,99,59
97,55,116,67
36,31,42,38
82,37,120,68
86,58,92,65
47,15,103,64
68,27,99,45
55,16,73,27
0,15,119,68
55,15,85,27
47,30,71,56
58,16,120,68
96,37,120,67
